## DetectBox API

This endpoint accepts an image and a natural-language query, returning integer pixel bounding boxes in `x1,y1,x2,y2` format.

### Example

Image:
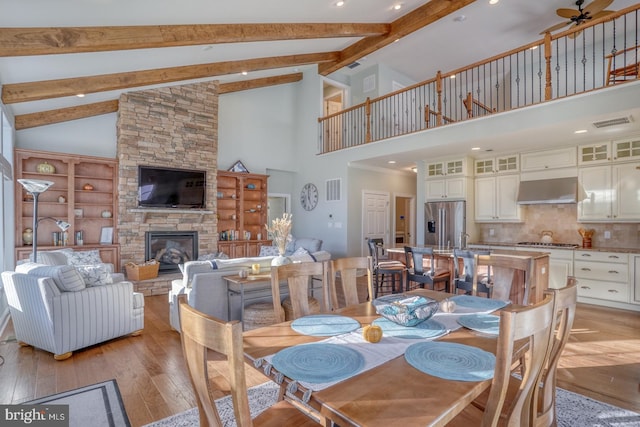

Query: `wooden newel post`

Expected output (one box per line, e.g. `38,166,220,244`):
544,32,552,101
365,97,372,143
436,71,443,126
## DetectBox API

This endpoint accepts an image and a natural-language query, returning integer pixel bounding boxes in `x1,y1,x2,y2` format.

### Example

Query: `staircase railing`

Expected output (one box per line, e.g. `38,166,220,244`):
318,4,640,154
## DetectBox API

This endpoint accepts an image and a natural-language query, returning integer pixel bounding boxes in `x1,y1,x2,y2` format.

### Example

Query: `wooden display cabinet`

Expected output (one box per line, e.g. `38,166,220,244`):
216,171,271,257
14,148,120,270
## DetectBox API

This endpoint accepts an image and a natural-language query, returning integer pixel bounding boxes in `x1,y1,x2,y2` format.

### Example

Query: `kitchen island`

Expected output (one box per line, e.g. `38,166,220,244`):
387,247,549,305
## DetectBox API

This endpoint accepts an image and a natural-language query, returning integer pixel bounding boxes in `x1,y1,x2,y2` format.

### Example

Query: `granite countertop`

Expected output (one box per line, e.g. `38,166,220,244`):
469,242,640,254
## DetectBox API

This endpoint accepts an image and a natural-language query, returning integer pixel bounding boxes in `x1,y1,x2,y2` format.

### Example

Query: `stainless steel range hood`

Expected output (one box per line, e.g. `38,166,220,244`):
516,177,586,205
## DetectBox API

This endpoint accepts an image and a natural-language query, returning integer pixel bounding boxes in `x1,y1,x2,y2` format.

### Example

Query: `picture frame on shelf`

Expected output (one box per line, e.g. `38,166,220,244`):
228,160,249,173
74,208,83,218
100,227,114,244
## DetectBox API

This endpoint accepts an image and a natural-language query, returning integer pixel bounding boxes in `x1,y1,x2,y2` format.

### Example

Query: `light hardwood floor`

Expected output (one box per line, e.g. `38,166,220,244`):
0,294,638,426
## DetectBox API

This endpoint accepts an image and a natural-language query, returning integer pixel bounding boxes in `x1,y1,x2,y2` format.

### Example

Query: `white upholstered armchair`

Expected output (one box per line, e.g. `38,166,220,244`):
2,263,144,360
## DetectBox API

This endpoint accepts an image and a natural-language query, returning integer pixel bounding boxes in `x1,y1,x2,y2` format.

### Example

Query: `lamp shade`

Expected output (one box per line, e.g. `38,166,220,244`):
18,179,54,194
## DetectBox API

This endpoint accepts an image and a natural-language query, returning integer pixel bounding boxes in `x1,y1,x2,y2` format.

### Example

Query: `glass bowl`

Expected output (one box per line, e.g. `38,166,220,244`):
372,294,439,327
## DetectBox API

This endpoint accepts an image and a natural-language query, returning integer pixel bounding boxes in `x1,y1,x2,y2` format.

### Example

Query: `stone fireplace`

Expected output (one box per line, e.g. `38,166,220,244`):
116,81,219,285
145,231,198,273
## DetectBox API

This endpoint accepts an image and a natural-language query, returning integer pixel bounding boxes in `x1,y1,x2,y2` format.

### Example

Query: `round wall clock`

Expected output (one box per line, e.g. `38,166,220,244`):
300,183,319,211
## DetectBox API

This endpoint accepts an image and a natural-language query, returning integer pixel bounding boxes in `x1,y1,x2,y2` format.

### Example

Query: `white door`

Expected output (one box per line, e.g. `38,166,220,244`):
362,191,390,256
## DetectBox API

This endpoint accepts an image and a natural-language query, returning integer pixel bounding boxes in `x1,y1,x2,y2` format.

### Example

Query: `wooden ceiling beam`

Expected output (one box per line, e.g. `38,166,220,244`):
14,100,118,130
13,73,304,129
2,52,336,104
318,0,475,76
0,23,389,56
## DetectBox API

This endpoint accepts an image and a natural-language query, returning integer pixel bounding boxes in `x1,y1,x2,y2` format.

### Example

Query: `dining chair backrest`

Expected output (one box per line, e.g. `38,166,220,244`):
475,254,534,305
482,293,555,427
403,246,435,276
453,249,491,297
329,256,374,309
367,239,385,264
534,278,578,427
271,261,328,324
178,295,253,427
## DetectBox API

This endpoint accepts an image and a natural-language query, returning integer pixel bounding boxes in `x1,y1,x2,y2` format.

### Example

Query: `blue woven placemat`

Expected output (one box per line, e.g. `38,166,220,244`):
290,314,361,336
450,295,508,311
457,313,500,335
271,343,365,384
372,317,447,339
405,341,495,382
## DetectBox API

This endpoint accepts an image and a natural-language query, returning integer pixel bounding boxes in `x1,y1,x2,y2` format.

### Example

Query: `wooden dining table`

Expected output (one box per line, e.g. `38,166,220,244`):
243,289,511,427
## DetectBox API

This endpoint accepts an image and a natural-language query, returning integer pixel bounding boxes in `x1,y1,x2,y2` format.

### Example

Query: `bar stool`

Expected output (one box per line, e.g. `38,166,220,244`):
452,249,492,297
368,239,405,298
403,246,450,292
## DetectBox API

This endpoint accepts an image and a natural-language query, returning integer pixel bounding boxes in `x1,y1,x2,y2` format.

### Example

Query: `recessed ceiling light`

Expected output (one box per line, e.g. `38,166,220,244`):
76,94,85,98
574,129,588,134
393,3,402,10
388,160,396,164
489,0,499,5
335,0,345,7
471,147,481,151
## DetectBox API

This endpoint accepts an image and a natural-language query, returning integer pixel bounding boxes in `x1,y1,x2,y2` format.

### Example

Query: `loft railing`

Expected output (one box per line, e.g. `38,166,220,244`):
318,4,640,154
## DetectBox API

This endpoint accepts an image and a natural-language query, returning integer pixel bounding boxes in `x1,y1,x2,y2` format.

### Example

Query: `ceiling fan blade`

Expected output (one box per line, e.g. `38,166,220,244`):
583,0,614,15
557,8,580,19
592,10,615,19
569,29,583,39
540,21,572,34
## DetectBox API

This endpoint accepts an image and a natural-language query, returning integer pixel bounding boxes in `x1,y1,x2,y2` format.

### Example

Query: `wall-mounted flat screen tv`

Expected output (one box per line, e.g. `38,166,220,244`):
138,166,206,209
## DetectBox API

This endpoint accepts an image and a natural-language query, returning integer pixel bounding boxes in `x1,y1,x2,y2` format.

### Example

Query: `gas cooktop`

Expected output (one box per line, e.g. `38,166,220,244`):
516,242,579,249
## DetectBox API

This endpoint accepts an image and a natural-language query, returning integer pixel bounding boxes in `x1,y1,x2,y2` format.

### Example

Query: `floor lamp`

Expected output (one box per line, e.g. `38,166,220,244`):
18,179,71,263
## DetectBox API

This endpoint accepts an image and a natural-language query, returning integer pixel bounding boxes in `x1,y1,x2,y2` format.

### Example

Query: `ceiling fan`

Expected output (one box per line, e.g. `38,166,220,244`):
540,0,615,35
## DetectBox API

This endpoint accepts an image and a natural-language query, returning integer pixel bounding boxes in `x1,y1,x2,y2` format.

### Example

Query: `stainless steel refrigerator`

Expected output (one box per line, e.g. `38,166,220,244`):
424,200,466,249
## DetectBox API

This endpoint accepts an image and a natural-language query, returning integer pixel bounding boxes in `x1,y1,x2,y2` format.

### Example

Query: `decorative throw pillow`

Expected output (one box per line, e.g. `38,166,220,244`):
17,262,86,292
65,249,103,266
75,264,114,287
288,247,316,263
259,245,280,257
29,248,73,264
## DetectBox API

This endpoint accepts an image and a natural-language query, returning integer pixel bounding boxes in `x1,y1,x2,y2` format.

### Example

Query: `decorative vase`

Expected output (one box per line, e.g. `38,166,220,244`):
22,228,33,246
101,210,112,218
271,255,292,267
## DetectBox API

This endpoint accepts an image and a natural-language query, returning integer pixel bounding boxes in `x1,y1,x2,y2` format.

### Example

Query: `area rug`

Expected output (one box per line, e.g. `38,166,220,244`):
24,379,130,427
143,381,640,427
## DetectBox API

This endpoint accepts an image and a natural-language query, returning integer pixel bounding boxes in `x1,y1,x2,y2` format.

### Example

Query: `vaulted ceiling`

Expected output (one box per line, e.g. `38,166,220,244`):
1,0,639,152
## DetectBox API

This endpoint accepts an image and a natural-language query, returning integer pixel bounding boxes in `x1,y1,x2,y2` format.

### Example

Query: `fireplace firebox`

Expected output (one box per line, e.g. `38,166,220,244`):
145,231,198,273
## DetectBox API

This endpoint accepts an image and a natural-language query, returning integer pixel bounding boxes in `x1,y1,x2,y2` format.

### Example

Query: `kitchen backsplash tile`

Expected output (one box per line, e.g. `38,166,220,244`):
477,204,640,249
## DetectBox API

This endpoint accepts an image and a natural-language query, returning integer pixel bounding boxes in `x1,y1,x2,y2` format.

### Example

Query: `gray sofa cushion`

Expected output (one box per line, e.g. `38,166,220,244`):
285,237,323,256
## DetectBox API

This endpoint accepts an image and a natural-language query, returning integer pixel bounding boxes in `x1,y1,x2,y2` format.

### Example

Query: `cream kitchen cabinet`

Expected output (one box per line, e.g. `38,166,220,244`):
520,147,577,172
474,155,519,175
634,255,640,304
579,138,640,165
474,174,521,222
574,250,630,306
426,176,468,200
578,163,640,221
425,158,471,201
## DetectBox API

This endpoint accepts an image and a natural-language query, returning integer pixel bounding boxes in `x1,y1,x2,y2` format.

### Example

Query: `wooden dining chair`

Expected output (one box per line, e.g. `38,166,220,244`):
329,256,374,309
475,254,534,305
177,295,321,427
448,292,556,427
465,278,578,427
271,261,329,324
